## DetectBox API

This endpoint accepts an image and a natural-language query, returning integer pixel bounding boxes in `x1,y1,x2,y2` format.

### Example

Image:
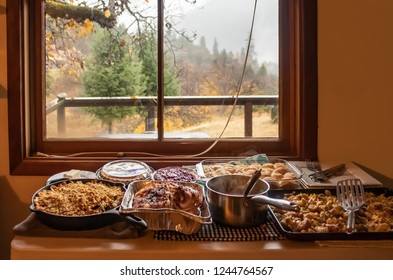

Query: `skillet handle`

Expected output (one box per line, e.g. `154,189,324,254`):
103,208,148,231
121,214,148,231
249,195,300,212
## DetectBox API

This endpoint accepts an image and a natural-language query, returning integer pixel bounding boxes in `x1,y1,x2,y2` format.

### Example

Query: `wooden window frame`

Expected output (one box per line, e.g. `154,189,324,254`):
7,0,318,175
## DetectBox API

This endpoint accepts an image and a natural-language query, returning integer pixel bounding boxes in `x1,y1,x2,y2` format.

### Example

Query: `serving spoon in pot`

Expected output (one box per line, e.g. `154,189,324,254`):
243,169,263,197
243,169,300,211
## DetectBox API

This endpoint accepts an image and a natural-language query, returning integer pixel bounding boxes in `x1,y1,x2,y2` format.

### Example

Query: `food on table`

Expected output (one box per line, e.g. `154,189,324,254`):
63,169,81,179
98,160,152,184
202,161,298,188
33,180,124,216
272,190,393,233
152,166,197,182
132,181,203,215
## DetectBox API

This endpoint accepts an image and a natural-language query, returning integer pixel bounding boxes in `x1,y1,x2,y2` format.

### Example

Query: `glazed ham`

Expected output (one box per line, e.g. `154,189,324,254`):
133,182,203,215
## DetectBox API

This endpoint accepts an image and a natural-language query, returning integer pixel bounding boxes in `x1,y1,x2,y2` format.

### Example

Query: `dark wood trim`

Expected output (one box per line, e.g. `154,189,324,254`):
7,0,318,175
299,0,318,160
278,0,296,154
7,0,26,172
30,0,45,154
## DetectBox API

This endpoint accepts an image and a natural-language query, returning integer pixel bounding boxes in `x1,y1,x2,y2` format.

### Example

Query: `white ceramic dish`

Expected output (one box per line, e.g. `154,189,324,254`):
46,170,97,184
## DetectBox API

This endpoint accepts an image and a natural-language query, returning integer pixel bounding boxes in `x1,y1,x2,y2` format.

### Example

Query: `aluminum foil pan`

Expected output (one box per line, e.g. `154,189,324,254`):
196,154,304,189
119,180,212,235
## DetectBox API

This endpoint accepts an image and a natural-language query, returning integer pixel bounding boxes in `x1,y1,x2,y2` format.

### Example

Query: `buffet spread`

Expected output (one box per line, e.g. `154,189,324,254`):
18,154,393,242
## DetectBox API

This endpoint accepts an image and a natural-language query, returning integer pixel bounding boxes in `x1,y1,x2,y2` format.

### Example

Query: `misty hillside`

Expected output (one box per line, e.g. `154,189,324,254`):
178,0,278,64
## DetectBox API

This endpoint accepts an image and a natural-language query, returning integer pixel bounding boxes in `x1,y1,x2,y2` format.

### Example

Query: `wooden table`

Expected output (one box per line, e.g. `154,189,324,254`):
11,231,393,260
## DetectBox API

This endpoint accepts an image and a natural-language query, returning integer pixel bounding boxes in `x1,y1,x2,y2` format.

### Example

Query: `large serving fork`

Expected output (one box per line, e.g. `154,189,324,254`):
305,159,328,182
336,179,365,234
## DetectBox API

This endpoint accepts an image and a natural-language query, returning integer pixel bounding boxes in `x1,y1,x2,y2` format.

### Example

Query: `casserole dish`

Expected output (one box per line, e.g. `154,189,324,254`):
120,180,212,235
196,154,303,189
152,166,198,182
30,179,147,231
268,187,393,240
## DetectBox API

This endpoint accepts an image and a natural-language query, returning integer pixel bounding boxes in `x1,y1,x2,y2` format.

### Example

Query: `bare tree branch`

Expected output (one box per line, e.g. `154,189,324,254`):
46,0,117,28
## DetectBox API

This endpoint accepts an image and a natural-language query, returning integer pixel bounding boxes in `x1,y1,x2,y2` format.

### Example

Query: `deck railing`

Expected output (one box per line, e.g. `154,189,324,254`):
46,93,278,137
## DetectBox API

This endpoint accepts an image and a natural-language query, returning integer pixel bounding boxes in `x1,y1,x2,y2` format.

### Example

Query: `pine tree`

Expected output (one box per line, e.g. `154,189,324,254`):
137,30,180,97
134,29,181,131
82,27,146,133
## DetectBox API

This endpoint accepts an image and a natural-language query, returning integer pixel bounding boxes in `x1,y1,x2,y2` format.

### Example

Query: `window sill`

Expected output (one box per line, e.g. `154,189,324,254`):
9,154,303,176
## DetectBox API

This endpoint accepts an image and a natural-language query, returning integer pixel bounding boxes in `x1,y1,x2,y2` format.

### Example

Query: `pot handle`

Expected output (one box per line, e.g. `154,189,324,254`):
249,195,300,212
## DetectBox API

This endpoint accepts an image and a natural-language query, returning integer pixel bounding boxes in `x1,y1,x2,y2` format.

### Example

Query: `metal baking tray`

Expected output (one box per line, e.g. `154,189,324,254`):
196,154,304,189
119,180,212,235
268,187,393,241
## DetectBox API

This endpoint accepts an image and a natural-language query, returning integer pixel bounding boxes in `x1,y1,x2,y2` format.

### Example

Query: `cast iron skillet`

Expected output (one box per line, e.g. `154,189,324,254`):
30,178,147,231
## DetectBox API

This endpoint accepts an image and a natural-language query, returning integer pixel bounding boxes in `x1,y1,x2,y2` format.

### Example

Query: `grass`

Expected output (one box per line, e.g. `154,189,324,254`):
46,109,278,138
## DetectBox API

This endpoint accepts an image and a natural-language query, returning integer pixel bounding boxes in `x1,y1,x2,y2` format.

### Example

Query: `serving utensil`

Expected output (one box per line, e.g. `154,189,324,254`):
306,159,328,181
336,178,365,234
243,169,262,197
242,170,300,211
307,161,347,182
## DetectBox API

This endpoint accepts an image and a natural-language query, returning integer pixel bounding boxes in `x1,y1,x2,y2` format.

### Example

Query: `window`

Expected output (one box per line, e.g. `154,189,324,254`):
7,0,317,175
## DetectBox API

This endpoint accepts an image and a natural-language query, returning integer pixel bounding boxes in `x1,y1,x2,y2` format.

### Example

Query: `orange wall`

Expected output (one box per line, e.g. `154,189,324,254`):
318,0,393,177
1,0,393,259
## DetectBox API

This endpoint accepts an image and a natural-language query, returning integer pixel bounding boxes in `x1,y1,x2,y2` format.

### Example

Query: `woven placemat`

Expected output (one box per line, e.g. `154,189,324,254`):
154,214,286,241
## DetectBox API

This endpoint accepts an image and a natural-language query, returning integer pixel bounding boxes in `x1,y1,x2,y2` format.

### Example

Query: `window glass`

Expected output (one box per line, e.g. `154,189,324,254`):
46,0,159,138
45,0,278,140
164,0,278,138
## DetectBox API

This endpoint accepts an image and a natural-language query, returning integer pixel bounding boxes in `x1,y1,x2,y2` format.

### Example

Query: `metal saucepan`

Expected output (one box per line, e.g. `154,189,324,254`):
205,174,299,227
30,178,147,231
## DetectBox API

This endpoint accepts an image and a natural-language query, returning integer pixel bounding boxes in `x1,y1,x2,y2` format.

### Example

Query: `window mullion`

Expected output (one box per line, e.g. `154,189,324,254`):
157,0,164,140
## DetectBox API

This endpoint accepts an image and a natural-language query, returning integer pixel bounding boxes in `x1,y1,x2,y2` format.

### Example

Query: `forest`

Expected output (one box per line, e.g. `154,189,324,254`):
45,0,278,137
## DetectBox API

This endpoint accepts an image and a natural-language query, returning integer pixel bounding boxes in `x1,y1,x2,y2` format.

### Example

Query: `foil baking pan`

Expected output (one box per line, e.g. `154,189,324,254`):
196,154,304,189
119,180,212,235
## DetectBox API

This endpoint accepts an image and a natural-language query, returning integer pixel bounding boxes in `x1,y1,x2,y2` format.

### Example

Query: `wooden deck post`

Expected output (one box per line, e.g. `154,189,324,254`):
244,101,253,137
56,93,67,136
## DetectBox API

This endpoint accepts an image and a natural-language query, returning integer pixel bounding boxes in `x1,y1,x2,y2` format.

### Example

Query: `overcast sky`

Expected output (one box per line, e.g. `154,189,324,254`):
115,0,278,63
177,0,278,64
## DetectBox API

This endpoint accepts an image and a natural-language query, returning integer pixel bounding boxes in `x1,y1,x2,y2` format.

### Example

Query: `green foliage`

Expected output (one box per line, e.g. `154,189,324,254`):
82,28,146,133
137,30,180,97
79,23,278,134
